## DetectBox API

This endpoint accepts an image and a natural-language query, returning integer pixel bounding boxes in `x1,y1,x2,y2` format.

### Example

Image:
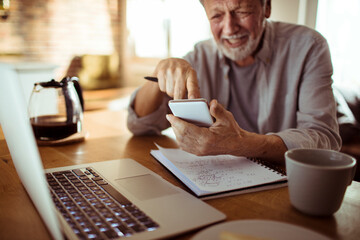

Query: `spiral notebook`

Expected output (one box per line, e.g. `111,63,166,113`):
151,144,287,200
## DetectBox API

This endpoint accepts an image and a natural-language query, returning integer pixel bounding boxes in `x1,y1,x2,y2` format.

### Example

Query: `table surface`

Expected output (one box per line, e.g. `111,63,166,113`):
0,109,359,240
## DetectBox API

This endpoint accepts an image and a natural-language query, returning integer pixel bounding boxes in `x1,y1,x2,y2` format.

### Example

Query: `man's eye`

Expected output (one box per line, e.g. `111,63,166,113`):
236,11,253,17
211,14,221,19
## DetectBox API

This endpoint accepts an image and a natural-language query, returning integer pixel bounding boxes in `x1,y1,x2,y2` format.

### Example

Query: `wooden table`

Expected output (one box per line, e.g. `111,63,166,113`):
1,109,359,240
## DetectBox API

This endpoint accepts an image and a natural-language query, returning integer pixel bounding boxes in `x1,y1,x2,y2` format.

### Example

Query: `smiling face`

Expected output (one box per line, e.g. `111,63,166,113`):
203,0,270,65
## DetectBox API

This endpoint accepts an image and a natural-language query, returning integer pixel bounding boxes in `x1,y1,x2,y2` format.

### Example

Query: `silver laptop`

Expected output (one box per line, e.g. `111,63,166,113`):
0,63,225,240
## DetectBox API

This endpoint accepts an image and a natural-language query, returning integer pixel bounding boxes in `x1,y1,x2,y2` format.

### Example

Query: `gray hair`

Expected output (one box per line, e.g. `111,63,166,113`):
199,0,266,6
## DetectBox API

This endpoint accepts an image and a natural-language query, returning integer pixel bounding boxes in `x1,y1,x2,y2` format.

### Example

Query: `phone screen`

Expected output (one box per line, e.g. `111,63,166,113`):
168,99,213,127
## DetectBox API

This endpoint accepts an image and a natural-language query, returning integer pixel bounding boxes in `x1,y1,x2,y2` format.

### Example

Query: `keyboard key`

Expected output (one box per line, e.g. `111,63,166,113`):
114,225,132,236
131,224,145,233
101,184,132,206
95,180,108,185
103,229,119,238
73,169,85,176
92,177,103,181
144,221,159,230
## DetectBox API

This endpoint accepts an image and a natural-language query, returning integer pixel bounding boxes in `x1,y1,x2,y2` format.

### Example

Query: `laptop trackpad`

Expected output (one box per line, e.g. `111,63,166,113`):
115,174,179,201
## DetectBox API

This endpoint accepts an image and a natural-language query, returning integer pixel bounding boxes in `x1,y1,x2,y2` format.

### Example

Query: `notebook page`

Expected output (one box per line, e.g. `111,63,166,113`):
156,145,286,194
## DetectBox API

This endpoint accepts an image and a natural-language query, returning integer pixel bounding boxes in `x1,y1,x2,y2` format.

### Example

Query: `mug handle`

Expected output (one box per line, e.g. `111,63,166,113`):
348,160,357,185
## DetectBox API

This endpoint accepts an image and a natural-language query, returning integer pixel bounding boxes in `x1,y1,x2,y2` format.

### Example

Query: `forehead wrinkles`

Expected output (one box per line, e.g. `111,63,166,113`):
206,0,256,12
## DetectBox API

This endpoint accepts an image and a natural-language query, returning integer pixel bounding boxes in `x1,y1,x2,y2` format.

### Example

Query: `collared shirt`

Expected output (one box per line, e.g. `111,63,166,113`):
127,20,341,151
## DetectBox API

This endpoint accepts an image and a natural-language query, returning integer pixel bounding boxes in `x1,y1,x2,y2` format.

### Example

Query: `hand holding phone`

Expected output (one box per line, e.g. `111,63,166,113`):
168,98,214,127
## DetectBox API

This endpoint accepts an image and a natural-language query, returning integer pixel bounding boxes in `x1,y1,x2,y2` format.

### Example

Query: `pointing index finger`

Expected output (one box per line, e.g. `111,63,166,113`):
186,70,200,99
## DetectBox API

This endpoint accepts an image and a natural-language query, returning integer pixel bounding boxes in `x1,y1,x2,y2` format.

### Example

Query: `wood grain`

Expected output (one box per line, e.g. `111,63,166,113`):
1,109,360,240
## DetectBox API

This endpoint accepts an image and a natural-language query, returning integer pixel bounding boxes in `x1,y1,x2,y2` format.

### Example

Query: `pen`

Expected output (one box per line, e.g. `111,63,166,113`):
144,76,158,82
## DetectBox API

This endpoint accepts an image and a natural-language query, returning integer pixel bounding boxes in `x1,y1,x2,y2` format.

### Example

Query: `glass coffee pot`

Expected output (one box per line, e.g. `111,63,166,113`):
28,77,85,145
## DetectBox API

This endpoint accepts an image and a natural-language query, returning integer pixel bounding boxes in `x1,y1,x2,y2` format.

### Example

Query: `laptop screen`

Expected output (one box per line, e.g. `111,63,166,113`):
0,63,63,240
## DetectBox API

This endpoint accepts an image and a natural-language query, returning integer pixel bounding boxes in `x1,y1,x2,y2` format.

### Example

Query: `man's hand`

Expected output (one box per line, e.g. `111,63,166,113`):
166,99,288,163
166,99,250,156
134,58,200,117
154,58,200,99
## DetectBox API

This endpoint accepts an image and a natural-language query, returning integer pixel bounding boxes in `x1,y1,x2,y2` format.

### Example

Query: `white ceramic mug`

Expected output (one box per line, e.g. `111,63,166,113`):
285,148,357,216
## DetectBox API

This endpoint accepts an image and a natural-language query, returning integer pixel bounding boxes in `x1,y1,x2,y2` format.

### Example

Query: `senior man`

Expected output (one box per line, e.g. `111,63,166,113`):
127,0,341,164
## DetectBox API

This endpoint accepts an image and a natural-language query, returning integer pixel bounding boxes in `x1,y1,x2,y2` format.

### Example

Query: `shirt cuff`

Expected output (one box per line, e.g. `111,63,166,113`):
127,88,171,135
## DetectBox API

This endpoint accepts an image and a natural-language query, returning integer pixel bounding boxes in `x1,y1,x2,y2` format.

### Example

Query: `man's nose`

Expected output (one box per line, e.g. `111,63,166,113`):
222,13,239,35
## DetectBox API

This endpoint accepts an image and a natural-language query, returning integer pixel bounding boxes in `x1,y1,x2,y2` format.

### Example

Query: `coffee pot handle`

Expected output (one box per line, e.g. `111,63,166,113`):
70,77,84,111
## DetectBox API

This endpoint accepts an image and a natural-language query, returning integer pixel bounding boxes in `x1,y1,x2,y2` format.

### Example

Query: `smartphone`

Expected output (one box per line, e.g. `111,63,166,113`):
168,98,214,127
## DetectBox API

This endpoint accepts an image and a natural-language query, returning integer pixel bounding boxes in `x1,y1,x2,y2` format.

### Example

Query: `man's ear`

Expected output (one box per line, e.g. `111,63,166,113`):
265,0,271,18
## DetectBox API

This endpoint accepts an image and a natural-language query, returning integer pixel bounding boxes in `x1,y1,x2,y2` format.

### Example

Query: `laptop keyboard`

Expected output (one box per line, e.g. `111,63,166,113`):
46,167,159,239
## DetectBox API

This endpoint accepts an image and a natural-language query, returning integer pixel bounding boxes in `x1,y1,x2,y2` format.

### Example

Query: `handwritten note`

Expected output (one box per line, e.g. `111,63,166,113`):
151,144,286,196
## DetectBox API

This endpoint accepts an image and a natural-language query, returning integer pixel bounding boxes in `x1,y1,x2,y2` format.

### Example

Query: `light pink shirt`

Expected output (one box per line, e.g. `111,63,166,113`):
127,20,341,151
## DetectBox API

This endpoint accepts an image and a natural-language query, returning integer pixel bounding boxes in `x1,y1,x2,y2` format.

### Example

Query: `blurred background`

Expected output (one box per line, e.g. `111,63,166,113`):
0,0,359,108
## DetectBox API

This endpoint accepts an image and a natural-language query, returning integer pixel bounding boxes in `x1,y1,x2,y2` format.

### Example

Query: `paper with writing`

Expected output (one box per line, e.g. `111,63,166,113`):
151,144,287,197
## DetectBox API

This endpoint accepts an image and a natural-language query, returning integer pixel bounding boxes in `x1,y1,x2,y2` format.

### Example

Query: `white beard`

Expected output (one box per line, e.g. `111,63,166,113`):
217,19,266,61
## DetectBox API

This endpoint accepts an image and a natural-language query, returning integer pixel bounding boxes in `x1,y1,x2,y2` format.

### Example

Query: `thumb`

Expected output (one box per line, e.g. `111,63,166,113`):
166,114,176,125
166,114,184,129
209,99,226,121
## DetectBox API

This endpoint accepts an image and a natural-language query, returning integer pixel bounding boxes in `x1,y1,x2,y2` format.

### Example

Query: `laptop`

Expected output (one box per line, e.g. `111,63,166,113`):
0,63,226,240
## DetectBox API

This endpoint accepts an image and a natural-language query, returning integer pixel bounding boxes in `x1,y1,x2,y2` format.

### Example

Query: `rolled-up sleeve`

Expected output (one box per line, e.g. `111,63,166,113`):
272,34,341,150
127,88,171,135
